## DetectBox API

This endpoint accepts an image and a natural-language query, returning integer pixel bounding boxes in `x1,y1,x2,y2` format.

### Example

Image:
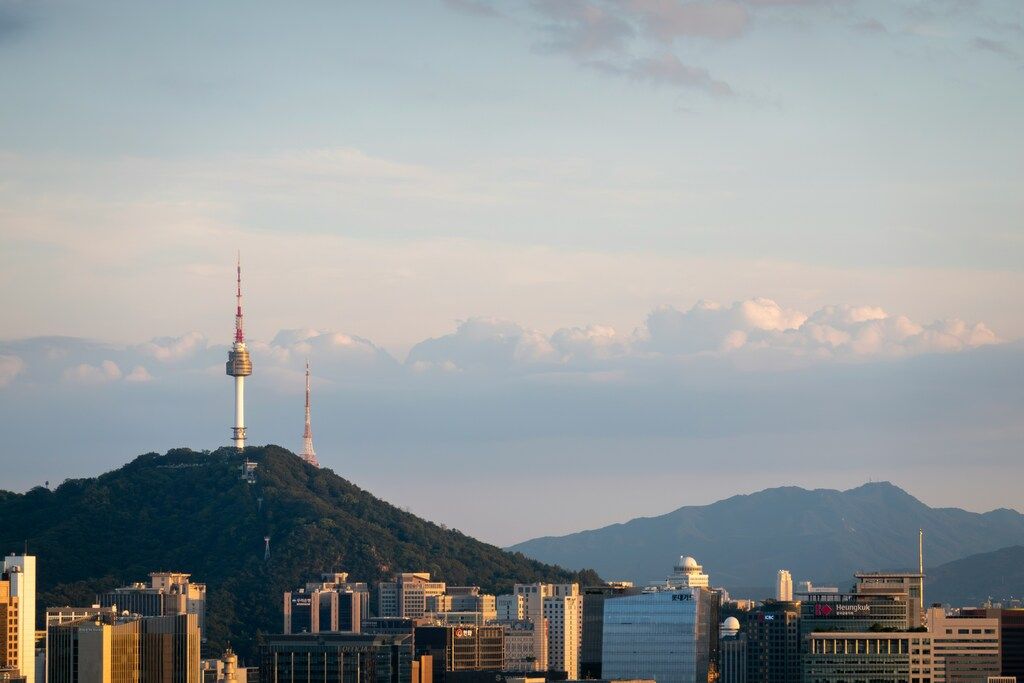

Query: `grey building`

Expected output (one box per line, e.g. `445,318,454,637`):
258,633,414,683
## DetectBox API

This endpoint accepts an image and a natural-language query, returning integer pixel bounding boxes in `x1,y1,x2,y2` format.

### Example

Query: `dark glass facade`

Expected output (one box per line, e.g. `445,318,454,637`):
746,600,801,683
413,626,503,683
258,633,413,683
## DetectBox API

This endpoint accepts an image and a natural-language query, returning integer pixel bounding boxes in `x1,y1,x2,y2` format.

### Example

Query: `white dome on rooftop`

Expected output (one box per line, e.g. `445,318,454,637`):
679,556,699,569
723,616,741,631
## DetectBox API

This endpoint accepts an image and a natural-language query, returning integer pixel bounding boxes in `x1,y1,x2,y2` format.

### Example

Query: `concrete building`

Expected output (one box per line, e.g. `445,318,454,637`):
800,590,911,637
746,601,800,683
513,584,580,677
719,618,747,683
48,612,200,683
426,589,496,621
283,586,362,634
414,626,503,682
99,572,206,634
962,608,1024,680
774,571,792,602
258,632,416,683
2,556,34,683
496,596,525,623
44,607,117,683
854,572,925,628
665,556,709,590
0,576,19,677
499,621,545,673
601,587,719,683
802,607,1001,683
379,574,447,619
200,649,247,683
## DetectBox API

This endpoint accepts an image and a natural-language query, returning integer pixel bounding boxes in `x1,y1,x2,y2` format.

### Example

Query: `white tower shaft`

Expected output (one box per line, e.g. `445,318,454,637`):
226,255,252,449
234,375,246,449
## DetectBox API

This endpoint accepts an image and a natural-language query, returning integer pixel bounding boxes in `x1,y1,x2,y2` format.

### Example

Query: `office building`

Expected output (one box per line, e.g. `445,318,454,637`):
363,618,423,639
854,572,925,628
414,626,503,682
602,587,719,683
800,590,910,637
0,576,19,677
513,583,580,676
927,607,1000,683
746,601,800,683
99,572,206,634
500,621,545,673
426,589,496,621
2,556,34,683
496,596,525,623
962,608,1024,680
796,582,838,595
774,571,792,602
379,574,447,619
283,586,362,634
48,612,200,683
720,618,747,683
44,607,117,683
803,606,1001,683
580,584,641,679
258,632,415,683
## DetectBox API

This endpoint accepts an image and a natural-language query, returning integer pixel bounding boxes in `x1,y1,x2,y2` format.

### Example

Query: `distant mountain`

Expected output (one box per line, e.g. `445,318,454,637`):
508,482,1024,592
927,545,1024,606
0,446,595,660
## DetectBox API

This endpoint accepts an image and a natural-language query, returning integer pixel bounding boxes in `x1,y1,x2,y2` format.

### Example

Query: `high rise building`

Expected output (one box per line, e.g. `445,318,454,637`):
961,607,1024,679
413,626,503,682
379,574,447,619
284,573,367,634
426,588,496,622
774,571,792,602
601,587,719,683
580,584,642,679
48,612,200,683
258,633,416,683
300,360,318,467
99,572,206,634
44,607,117,683
0,574,19,677
513,583,582,676
746,601,800,683
926,607,1000,682
719,618,747,683
495,595,525,622
2,555,35,683
225,255,252,450
854,572,925,628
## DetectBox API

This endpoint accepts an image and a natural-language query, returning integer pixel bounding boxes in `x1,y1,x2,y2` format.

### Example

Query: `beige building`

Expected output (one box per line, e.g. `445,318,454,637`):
501,620,546,672
0,577,19,676
514,583,581,677
497,594,526,622
855,572,925,628
775,570,793,602
926,607,1001,683
2,556,35,683
200,649,247,683
378,574,446,619
48,613,200,683
99,573,206,634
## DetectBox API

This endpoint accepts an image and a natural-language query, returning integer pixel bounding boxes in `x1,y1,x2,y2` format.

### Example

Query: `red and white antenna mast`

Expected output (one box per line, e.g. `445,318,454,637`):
300,359,319,467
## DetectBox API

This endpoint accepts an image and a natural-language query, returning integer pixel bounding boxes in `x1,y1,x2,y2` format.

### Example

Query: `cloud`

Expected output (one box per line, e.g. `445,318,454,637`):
124,365,154,382
406,317,557,372
625,0,750,42
854,18,888,34
63,360,123,385
972,36,1018,59
443,0,503,18
135,332,208,362
587,52,733,95
640,297,807,353
531,0,636,55
0,355,25,387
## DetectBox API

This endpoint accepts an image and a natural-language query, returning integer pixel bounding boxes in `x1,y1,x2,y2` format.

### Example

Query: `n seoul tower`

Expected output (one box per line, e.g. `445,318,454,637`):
225,255,252,449
300,360,319,467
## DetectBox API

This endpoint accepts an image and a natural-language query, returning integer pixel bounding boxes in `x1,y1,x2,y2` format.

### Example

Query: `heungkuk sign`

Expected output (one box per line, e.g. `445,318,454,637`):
813,603,870,617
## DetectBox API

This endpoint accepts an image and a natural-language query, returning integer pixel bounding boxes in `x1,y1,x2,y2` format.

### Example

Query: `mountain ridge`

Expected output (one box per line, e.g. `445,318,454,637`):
509,481,1024,593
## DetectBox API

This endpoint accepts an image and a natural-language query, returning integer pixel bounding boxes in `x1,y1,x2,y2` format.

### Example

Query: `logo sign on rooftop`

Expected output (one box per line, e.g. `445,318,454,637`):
813,603,870,617
671,593,693,602
454,628,474,638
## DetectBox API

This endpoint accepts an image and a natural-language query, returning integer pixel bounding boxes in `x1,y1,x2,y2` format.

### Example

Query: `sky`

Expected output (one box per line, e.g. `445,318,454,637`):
0,0,1022,547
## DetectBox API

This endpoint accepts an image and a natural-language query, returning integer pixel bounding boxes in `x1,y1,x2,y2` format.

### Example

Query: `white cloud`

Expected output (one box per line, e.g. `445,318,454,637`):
62,360,122,385
0,355,25,387
124,365,154,382
136,332,208,362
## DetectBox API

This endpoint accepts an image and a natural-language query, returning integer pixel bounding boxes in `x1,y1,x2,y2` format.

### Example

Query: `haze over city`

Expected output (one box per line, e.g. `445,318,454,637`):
1,0,1022,546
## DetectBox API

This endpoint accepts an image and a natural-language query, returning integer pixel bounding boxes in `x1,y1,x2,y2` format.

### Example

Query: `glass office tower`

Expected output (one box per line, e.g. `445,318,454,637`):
602,588,717,683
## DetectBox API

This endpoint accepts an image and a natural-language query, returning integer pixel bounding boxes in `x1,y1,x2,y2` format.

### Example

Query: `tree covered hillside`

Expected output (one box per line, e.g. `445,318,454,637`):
0,446,595,659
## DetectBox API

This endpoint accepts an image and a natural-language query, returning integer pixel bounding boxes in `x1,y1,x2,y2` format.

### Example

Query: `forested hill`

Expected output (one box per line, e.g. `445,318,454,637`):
0,446,594,660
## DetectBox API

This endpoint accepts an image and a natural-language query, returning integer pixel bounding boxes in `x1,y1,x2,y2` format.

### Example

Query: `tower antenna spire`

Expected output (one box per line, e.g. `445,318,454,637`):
301,359,319,467
226,253,253,449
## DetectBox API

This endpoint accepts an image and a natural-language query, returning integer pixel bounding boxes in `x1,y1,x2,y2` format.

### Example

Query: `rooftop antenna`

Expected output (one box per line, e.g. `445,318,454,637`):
918,528,924,575
264,536,271,561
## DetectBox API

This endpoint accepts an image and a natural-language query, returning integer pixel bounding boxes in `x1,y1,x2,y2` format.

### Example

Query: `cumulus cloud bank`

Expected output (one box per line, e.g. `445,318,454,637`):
0,299,1001,386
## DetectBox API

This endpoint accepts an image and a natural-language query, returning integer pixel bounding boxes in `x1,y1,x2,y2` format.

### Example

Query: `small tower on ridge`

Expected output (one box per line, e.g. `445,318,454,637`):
301,360,319,467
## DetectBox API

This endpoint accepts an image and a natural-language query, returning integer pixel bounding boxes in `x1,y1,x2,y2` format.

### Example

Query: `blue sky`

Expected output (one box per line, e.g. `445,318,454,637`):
0,0,1021,544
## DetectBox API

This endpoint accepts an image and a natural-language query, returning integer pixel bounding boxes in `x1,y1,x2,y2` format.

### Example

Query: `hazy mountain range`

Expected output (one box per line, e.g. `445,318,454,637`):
509,482,1024,595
